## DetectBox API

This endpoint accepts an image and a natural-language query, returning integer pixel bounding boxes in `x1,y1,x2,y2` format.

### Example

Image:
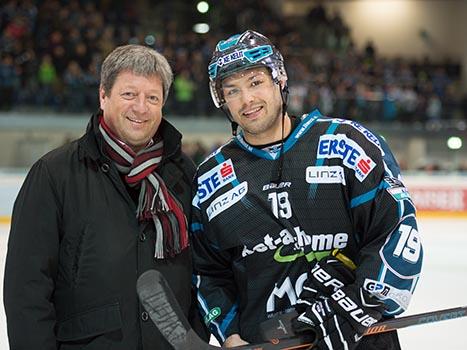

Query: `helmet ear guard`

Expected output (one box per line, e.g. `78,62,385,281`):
209,80,223,108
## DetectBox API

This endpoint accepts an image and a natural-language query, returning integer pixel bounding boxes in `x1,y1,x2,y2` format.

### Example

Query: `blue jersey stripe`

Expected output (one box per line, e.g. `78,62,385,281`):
215,152,240,187
220,303,238,334
195,275,226,342
308,119,340,198
350,181,388,208
315,120,339,167
190,222,204,233
214,146,256,208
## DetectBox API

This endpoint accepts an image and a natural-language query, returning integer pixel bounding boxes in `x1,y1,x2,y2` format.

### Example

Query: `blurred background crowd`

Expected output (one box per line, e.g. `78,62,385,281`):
1,0,466,123
1,0,466,172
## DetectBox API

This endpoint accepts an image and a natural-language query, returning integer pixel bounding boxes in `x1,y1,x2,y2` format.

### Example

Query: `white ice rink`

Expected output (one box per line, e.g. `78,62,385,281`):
0,218,466,349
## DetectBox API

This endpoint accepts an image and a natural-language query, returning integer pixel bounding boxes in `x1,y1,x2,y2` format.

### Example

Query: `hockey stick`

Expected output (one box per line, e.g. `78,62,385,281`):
260,305,467,341
137,269,467,349
137,269,315,349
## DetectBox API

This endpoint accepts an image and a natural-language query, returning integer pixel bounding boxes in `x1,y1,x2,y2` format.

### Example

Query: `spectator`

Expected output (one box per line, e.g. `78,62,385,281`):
62,60,85,112
426,93,442,120
173,69,196,116
36,54,57,107
0,54,20,110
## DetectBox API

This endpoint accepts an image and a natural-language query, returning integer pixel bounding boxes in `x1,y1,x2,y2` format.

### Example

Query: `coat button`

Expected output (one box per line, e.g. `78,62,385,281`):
100,163,110,172
141,311,149,322
139,232,147,242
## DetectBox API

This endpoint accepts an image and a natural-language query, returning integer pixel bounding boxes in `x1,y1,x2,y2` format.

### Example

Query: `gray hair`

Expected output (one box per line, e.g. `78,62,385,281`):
100,44,173,103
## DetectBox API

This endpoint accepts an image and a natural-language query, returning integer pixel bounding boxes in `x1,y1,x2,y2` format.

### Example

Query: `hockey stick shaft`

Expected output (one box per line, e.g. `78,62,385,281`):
364,305,467,335
261,305,467,340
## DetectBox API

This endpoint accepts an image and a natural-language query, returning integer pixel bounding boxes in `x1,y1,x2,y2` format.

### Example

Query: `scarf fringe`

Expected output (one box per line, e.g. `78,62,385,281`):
153,217,164,259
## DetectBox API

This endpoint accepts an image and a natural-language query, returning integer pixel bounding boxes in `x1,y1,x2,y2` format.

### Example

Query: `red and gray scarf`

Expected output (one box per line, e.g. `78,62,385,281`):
99,117,188,259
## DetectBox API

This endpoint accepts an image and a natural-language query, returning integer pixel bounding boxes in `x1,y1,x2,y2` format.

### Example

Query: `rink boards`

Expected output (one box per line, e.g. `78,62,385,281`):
2,172,466,222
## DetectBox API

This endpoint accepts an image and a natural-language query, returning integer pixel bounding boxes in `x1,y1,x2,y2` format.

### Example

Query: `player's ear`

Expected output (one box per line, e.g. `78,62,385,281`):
279,79,286,90
279,80,289,106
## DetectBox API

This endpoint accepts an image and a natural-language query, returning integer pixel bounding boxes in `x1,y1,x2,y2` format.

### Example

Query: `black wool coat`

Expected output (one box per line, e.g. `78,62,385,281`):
4,114,205,349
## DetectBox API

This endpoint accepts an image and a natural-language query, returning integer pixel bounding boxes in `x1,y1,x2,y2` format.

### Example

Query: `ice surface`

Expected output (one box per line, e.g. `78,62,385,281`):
0,217,466,349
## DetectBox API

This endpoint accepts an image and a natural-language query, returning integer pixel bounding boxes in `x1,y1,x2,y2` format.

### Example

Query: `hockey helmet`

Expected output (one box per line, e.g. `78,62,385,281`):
208,30,288,108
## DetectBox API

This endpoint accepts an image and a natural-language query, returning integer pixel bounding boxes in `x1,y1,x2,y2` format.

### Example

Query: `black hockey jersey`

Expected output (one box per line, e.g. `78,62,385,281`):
190,110,422,344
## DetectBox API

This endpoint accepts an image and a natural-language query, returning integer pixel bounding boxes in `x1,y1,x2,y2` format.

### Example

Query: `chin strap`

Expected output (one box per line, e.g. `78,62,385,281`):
221,105,238,136
280,84,289,112
230,121,239,136
271,83,290,184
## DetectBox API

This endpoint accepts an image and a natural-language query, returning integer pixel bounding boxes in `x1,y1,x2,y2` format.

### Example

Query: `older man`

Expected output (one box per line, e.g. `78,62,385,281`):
4,45,203,349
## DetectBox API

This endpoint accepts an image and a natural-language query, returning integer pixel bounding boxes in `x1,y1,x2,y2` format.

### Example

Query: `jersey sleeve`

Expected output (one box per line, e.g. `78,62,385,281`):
190,173,241,344
346,128,422,316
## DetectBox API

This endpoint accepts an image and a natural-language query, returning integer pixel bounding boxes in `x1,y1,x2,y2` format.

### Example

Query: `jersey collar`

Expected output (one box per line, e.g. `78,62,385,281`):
234,109,322,160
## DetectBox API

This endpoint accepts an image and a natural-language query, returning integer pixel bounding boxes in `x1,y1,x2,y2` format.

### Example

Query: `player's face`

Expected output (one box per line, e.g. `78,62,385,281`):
100,70,164,152
222,67,284,145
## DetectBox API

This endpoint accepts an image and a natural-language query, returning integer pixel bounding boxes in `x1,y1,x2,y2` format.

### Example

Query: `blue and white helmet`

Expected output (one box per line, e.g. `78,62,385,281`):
208,30,288,108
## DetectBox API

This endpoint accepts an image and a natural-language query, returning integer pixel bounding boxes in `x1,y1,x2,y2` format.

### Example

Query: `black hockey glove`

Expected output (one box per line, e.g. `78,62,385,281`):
293,287,385,350
295,255,356,315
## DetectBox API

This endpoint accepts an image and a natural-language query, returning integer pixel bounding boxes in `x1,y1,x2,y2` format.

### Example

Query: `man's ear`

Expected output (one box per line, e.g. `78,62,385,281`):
279,79,289,106
99,86,107,109
279,79,287,90
279,80,284,89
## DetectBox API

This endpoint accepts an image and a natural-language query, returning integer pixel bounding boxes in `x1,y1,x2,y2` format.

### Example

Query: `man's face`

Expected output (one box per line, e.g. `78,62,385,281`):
222,67,284,144
99,70,164,152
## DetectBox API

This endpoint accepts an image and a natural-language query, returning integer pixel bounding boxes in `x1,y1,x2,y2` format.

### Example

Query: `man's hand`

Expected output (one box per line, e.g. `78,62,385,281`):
295,255,356,314
293,286,385,350
224,333,249,348
292,254,384,349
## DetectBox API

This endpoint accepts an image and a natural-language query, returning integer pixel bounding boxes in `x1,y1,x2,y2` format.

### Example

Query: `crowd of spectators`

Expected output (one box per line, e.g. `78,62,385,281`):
1,0,466,124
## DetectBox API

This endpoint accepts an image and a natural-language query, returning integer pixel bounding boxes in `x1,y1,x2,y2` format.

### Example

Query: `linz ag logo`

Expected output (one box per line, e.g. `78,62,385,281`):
317,134,376,182
195,159,237,206
206,181,248,221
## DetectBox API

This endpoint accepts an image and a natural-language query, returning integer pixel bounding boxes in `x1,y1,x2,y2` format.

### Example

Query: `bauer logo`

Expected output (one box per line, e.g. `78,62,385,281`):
317,134,376,182
206,181,248,221
262,181,291,191
193,159,237,207
306,165,346,185
364,279,412,310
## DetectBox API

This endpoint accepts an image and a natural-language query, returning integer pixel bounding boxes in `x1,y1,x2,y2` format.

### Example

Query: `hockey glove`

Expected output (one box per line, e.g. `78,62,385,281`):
293,286,385,350
295,255,356,315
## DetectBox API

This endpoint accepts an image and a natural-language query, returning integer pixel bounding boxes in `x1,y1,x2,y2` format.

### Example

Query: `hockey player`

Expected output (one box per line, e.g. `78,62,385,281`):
190,30,422,349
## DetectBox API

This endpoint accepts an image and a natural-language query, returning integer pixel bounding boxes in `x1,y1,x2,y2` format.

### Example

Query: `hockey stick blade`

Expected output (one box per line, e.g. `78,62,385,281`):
136,269,196,349
136,270,315,350
261,305,467,340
